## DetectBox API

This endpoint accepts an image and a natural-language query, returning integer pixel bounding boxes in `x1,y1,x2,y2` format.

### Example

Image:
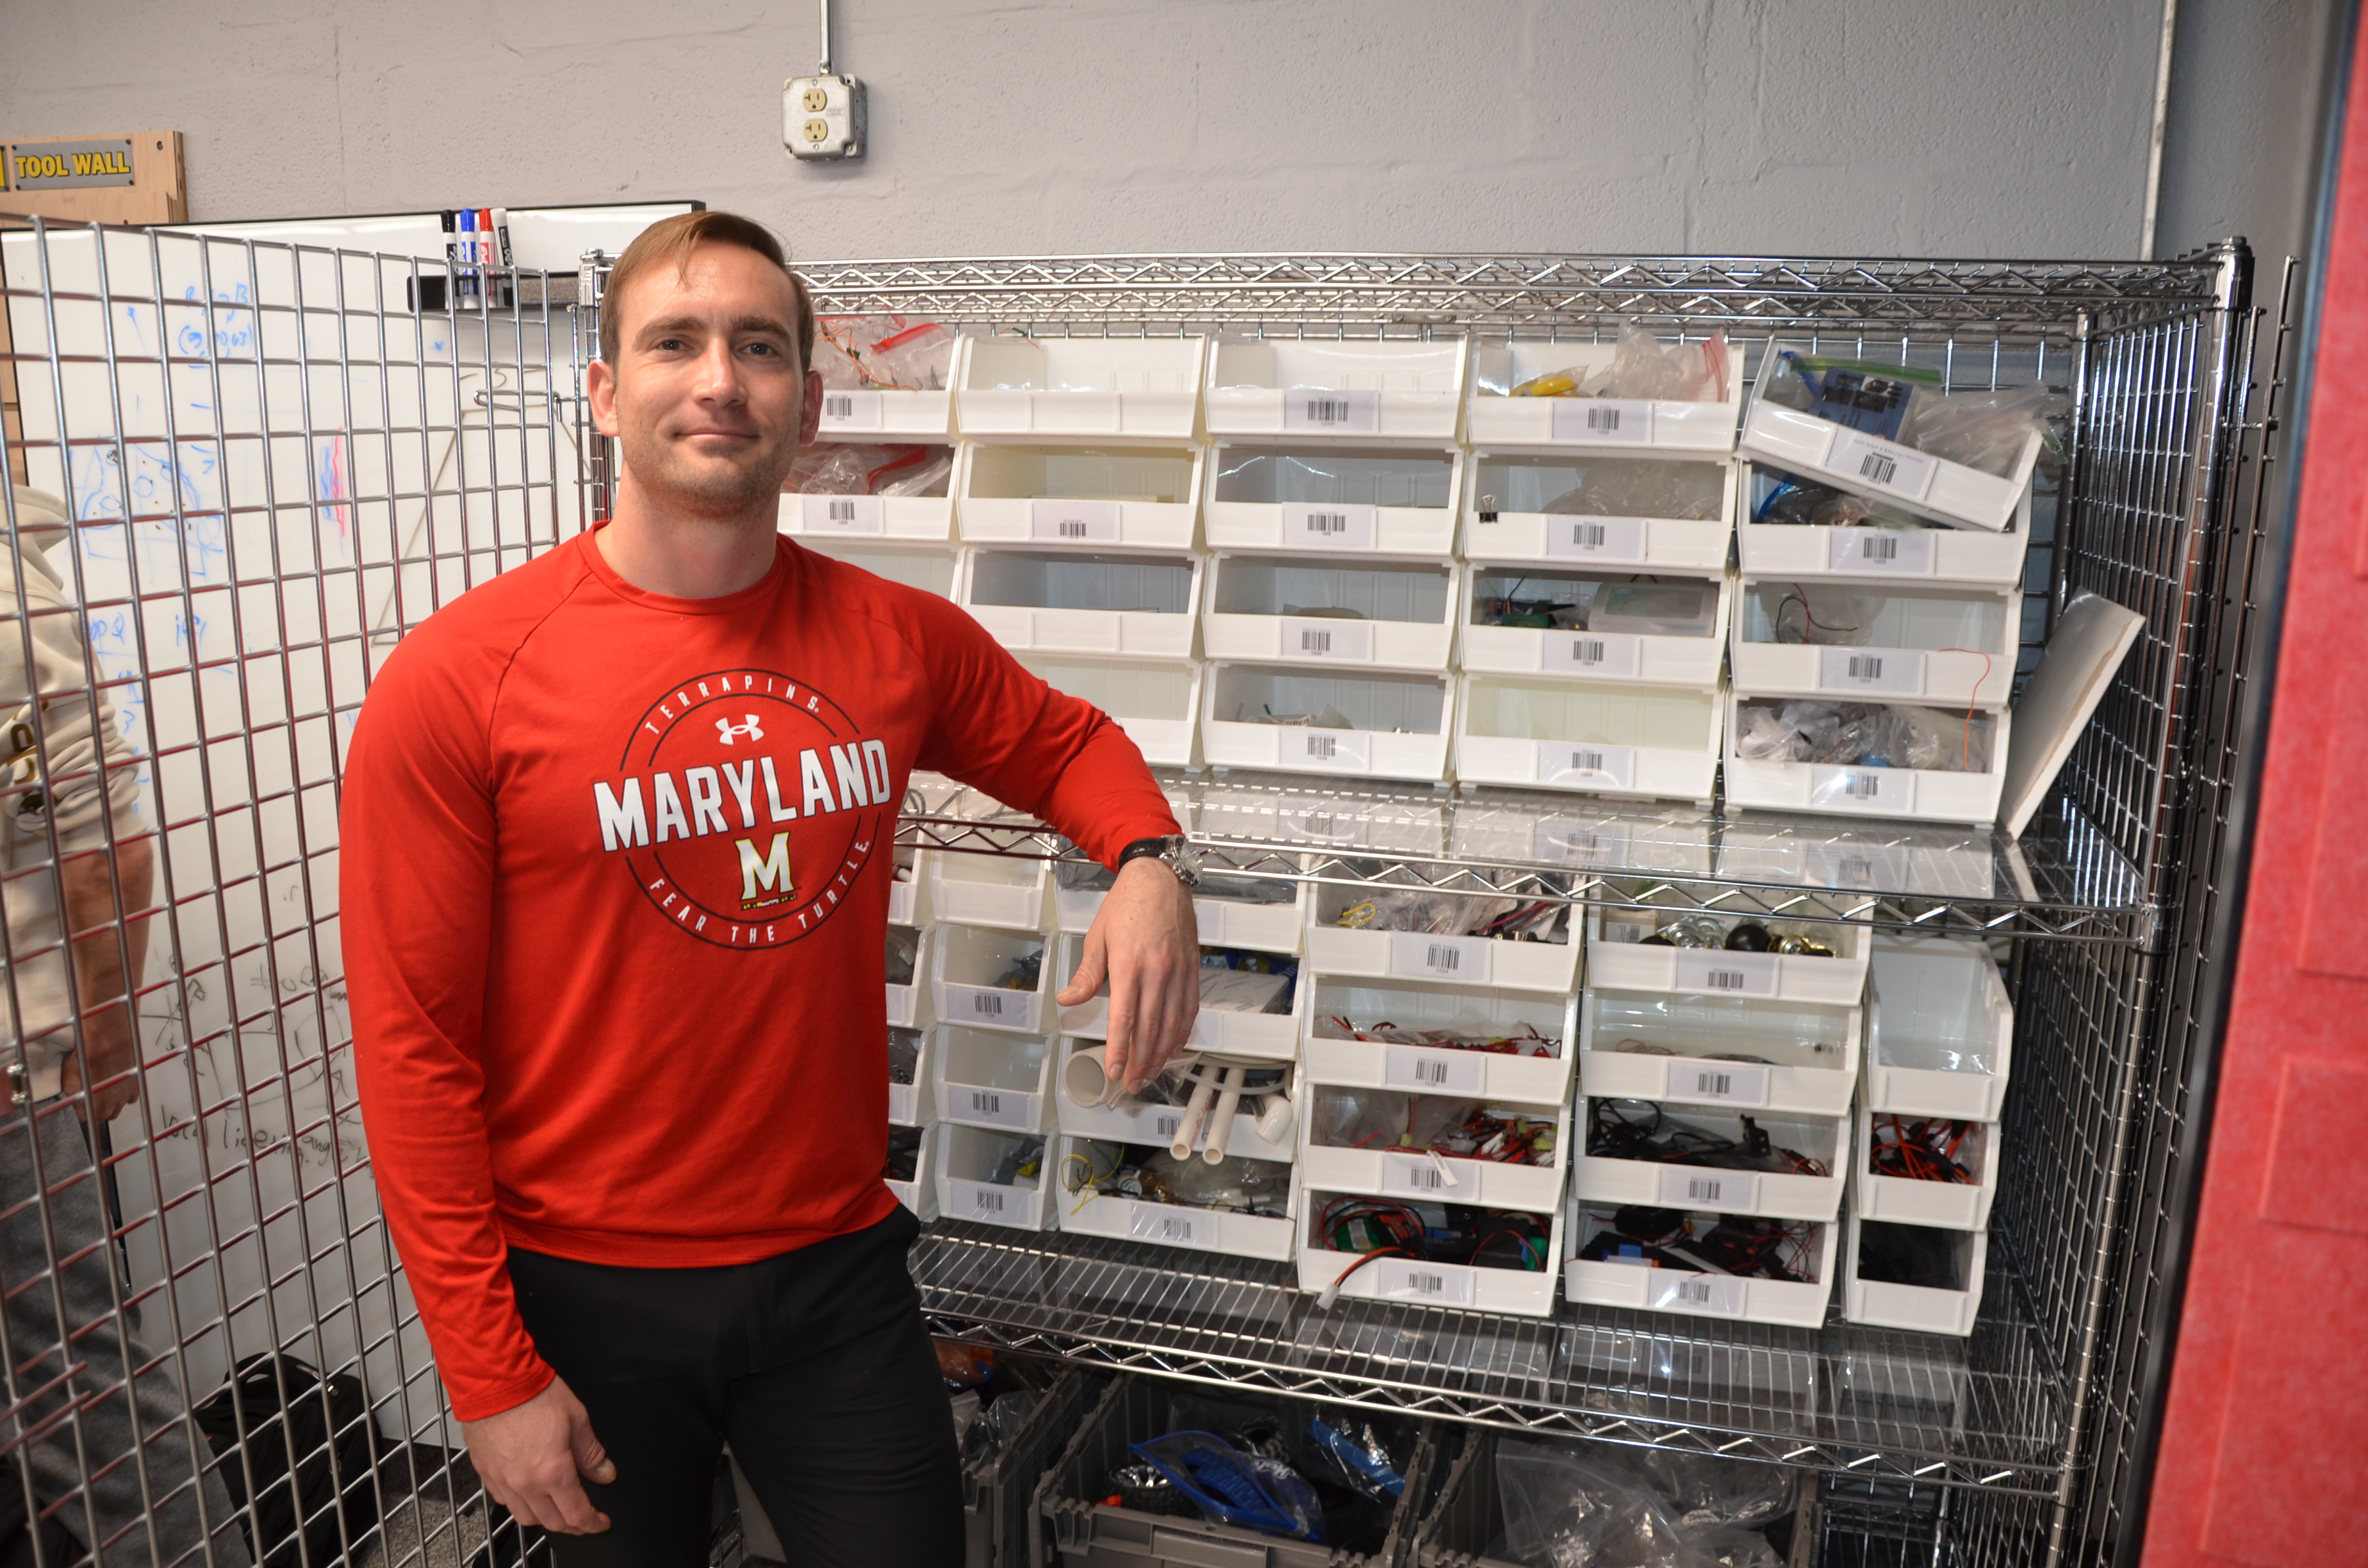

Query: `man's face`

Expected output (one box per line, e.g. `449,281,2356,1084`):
591,243,821,516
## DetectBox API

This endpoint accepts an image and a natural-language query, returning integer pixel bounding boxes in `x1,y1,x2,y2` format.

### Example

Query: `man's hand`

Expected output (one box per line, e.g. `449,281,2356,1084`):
462,1376,616,1535
59,1004,137,1124
1055,857,1198,1093
60,838,152,1126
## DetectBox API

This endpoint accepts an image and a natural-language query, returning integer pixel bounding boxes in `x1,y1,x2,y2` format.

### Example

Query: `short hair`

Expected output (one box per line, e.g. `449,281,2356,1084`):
597,210,816,369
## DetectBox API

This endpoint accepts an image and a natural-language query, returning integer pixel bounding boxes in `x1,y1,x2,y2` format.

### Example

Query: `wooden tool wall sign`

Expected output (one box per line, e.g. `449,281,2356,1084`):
7,139,136,189
0,132,185,224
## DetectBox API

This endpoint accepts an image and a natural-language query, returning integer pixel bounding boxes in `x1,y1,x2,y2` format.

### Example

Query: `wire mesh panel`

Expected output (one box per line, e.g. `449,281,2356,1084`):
0,214,585,1565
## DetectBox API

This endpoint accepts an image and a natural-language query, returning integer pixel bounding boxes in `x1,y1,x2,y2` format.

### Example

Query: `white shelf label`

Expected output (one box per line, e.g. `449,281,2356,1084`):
1666,1061,1770,1107
957,1085,1030,1131
1552,398,1653,444
1531,818,1631,868
1540,742,1636,790
1545,515,1649,562
1650,1270,1745,1316
1129,1203,1207,1246
1817,647,1926,696
1281,501,1378,550
818,389,884,430
1829,429,1938,502
1383,1045,1484,1095
1658,1166,1759,1212
1541,631,1642,678
1281,617,1375,663
950,1179,1016,1222
1375,1257,1474,1306
1283,389,1381,434
802,493,886,534
1828,528,1934,575
1379,1153,1457,1198
946,984,1038,1031
1673,950,1779,998
1288,728,1370,772
1387,932,1492,985
1030,498,1122,543
1809,766,1918,815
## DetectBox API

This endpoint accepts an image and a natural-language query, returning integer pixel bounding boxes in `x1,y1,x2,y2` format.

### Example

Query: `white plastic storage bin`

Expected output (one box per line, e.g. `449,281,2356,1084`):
928,849,1050,932
930,924,1055,1036
1737,379,2043,535
1046,785,1196,935
1579,987,1859,1117
1452,796,1716,877
885,1125,937,1220
958,548,1200,660
1303,875,1580,994
1564,1204,1836,1328
1201,663,1454,783
1202,553,1458,672
1736,470,2035,587
1205,444,1462,557
789,537,960,600
1015,653,1201,768
1864,935,2014,1120
1583,904,1868,1006
1463,452,1736,569
957,335,1208,441
955,443,1201,550
1205,338,1467,441
1461,566,1731,689
1731,580,2019,708
887,1028,932,1128
817,347,960,437
1055,935,1303,1061
1185,870,1308,954
1725,696,2010,826
1054,1040,1299,1163
1301,974,1576,1106
1194,779,1447,858
1854,1103,1999,1229
1571,1097,1848,1223
778,459,955,543
1054,1136,1299,1261
934,1123,1055,1230
885,924,930,1028
886,849,927,927
1297,1182,1565,1317
1299,1084,1570,1215
1467,338,1746,452
1714,811,1997,901
933,1024,1056,1134
1843,1213,1987,1335
1455,675,1724,802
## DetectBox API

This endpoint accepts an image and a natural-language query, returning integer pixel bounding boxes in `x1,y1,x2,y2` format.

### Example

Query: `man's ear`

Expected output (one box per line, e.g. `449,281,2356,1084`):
798,366,825,446
588,357,620,439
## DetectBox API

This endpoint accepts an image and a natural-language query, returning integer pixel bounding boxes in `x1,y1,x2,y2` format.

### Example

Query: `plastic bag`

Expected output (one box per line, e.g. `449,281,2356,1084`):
784,442,953,498
1899,383,2069,478
1732,700,1993,774
1495,1440,1788,1568
1542,460,1726,522
1752,475,1927,531
1510,328,1730,404
961,1387,1040,1470
1304,1414,1406,1502
1128,1432,1325,1542
814,314,957,391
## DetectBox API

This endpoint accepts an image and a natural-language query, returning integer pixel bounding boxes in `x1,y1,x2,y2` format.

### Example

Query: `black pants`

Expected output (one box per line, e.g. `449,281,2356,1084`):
506,1204,962,1567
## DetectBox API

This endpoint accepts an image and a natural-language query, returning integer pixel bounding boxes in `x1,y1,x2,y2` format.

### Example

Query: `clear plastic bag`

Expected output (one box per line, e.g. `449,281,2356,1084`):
1128,1432,1325,1542
1495,1440,1788,1568
814,314,957,391
961,1387,1041,1470
784,442,954,498
1732,699,1993,774
1898,383,2069,478
1543,460,1726,522
1510,328,1731,404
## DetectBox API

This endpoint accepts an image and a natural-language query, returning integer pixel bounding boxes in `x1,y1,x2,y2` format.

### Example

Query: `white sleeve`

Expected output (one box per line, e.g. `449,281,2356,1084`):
0,492,142,854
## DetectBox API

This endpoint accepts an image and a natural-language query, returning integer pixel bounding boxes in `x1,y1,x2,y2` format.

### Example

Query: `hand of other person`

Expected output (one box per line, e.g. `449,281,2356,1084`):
462,1376,617,1535
1055,857,1199,1094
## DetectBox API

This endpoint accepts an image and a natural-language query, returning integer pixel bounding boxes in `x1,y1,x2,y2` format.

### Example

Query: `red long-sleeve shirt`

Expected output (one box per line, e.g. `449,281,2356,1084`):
342,530,1178,1420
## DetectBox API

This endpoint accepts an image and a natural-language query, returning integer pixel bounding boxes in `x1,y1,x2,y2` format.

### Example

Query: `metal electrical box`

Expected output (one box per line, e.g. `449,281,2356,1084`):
784,72,865,160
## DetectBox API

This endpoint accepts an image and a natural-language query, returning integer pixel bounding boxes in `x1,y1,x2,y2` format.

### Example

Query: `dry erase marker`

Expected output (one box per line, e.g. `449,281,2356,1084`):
491,207,513,268
457,208,477,300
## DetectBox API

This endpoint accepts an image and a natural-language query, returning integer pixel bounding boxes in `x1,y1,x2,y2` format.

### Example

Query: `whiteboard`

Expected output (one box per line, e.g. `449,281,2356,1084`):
159,199,702,272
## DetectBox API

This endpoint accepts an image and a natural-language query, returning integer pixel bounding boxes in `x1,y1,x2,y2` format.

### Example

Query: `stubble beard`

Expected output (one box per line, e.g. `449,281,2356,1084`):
620,420,802,521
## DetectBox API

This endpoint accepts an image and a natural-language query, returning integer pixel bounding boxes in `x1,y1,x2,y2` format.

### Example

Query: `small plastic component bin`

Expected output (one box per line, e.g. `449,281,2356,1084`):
1299,1082,1570,1216
1205,443,1463,556
932,924,1057,1036
1301,974,1577,1107
888,1027,932,1129
1303,871,1581,995
1205,337,1467,441
957,443,1203,550
957,334,1208,441
930,851,1053,932
887,1123,937,1220
1467,338,1746,452
960,548,1202,660
1454,674,1724,803
1563,1202,1836,1328
1736,464,2034,587
1852,1102,1999,1230
790,535,962,599
1730,580,2019,708
1450,796,1716,878
1055,934,1303,1061
887,848,928,927
778,450,955,543
1863,934,2013,1120
1195,779,1447,857
935,1122,1055,1231
1054,1040,1298,1163
1053,1135,1299,1261
1570,1097,1848,1223
816,345,960,438
1297,1179,1565,1317
1584,902,1868,1006
1842,1212,1988,1336
1461,565,1731,689
887,922,932,1027
1017,655,1202,769
935,1024,1057,1134
1461,450,1736,569
1723,696,2010,826
1201,664,1454,783
1578,986,1860,1118
1203,553,1459,672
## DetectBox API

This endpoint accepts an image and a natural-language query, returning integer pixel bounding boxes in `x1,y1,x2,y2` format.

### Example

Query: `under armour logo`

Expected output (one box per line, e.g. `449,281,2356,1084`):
716,714,764,745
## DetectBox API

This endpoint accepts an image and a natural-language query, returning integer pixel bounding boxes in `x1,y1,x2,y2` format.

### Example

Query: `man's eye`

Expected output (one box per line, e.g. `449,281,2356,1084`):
652,338,689,352
744,342,779,357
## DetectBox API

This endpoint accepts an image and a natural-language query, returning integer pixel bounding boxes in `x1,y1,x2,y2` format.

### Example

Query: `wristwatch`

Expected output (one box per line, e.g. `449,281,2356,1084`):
1115,834,1201,888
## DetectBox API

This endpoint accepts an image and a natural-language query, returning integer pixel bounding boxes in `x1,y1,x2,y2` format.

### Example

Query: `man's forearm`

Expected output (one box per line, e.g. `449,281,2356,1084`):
62,835,152,1026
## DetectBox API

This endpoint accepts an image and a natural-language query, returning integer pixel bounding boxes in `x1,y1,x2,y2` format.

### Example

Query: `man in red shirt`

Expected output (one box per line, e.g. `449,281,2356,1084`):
343,211,1199,1566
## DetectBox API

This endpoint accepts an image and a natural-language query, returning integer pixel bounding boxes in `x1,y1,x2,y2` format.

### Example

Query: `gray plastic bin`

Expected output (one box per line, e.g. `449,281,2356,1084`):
1034,1375,1434,1568
968,1366,1101,1567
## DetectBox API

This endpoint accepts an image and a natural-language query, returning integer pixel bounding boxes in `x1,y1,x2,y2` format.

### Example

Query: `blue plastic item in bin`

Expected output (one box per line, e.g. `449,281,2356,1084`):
1127,1431,1325,1543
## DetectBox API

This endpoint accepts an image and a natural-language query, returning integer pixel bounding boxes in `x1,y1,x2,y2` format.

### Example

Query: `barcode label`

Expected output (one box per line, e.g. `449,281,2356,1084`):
1388,933,1492,985
975,1188,1005,1214
1290,728,1369,771
1281,617,1374,663
1665,1060,1770,1107
1288,808,1364,843
1677,1277,1715,1302
968,1090,1001,1115
949,1180,1015,1221
959,1087,1028,1129
1383,1045,1484,1095
1650,1271,1745,1316
1376,1257,1474,1305
1551,397,1653,444
1279,502,1377,549
973,994,1005,1018
1827,430,1937,502
818,389,884,430
801,493,885,534
1533,819,1631,867
1673,950,1779,997
1828,528,1936,575
1283,388,1380,433
1309,734,1335,758
1540,742,1636,790
946,984,1038,1031
1810,766,1917,815
1660,1165,1759,1211
1029,498,1122,542
1381,1155,1450,1196
1130,1203,1204,1245
1818,646,1925,696
1544,514,1648,561
1542,632,1640,678
1153,1112,1183,1140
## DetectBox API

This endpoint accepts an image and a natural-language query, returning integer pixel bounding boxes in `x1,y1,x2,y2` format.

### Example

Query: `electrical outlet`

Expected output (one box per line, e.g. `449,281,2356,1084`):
784,74,866,160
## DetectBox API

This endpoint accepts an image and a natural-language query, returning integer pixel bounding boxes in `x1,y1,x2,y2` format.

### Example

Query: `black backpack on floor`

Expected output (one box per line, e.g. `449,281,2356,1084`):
196,1354,382,1567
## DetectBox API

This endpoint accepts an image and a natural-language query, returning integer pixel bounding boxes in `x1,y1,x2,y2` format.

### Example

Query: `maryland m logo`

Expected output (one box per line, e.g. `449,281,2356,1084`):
736,833,793,909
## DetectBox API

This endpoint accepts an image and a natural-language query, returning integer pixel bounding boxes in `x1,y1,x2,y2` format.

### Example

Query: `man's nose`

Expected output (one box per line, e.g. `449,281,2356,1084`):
693,336,743,403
